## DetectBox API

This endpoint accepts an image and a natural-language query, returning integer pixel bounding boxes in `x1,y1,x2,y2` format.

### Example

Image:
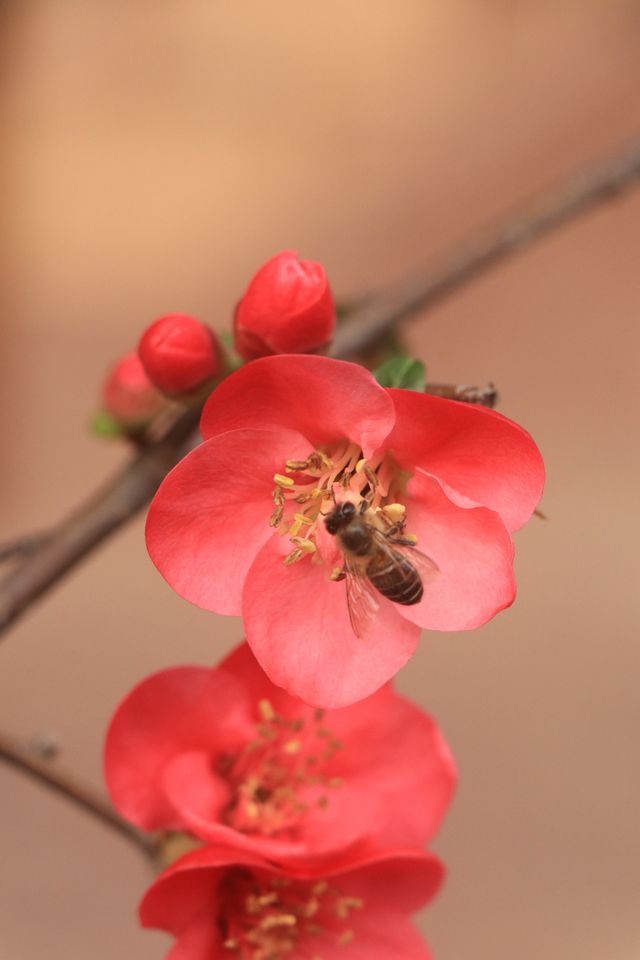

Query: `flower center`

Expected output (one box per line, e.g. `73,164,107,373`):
269,441,409,567
218,700,343,838
220,868,364,959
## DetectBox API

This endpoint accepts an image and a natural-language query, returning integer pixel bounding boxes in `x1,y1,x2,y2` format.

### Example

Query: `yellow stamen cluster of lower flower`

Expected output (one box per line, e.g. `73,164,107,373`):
220,700,343,837
221,871,364,959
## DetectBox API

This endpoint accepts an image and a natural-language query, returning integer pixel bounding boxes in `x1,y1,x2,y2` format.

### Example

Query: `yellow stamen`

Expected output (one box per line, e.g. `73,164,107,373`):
404,533,418,544
335,896,364,919
290,537,316,554
259,914,297,931
269,505,284,527
258,699,275,723
382,502,406,523
355,458,366,473
273,473,295,488
338,929,355,946
283,549,304,566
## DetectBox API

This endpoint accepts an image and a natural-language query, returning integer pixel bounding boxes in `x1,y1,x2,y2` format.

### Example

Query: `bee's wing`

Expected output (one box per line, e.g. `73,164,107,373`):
344,556,380,640
373,529,441,586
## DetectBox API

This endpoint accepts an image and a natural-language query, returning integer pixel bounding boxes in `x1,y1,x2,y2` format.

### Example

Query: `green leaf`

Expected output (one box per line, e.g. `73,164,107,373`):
373,356,426,392
90,411,123,438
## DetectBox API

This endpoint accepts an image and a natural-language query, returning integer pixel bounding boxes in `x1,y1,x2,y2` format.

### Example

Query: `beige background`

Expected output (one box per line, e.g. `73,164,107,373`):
1,2,640,958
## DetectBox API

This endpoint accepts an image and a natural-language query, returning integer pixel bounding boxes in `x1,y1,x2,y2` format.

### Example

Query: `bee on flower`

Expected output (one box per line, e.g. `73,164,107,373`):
146,354,544,707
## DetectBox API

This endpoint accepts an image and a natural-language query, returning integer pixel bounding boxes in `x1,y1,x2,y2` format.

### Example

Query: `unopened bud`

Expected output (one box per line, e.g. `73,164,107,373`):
101,352,166,432
233,250,336,361
138,314,222,397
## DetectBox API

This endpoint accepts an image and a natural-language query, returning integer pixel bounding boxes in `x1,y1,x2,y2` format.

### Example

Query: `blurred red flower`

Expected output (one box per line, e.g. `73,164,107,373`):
146,355,544,707
234,250,336,360
102,352,166,428
104,643,455,860
139,843,442,959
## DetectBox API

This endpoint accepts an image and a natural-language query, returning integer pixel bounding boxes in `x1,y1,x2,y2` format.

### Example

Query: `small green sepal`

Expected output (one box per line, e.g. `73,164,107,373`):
373,356,426,392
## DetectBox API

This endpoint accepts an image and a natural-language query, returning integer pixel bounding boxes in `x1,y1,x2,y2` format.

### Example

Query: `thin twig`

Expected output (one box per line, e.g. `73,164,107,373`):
0,730,158,858
1,137,640,638
0,532,52,564
0,404,200,636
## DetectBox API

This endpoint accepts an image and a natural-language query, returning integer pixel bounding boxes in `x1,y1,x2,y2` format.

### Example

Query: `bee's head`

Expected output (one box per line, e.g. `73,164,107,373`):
324,500,356,535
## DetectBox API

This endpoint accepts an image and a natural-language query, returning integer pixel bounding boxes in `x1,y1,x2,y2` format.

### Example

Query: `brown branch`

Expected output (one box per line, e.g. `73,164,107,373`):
0,730,158,858
0,532,52,564
0,404,200,636
1,136,640,638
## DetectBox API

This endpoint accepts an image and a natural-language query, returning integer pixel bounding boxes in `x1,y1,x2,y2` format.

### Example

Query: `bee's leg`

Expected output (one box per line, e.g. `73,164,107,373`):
386,519,408,538
389,535,416,546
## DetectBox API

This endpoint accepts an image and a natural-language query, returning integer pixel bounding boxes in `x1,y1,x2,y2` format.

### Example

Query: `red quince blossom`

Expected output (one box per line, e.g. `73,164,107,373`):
139,313,222,397
146,355,544,707
102,352,166,427
104,643,455,860
234,250,336,360
139,843,442,959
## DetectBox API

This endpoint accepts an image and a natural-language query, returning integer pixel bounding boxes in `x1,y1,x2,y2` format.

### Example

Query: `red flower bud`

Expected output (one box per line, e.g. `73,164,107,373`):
102,352,166,428
234,250,336,360
138,314,222,397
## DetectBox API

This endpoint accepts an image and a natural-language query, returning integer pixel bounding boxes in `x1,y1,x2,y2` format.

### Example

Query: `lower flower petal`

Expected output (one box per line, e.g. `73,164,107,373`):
400,470,516,631
242,537,421,708
145,427,311,615
306,694,456,849
162,751,232,832
334,919,433,960
166,921,222,960
105,666,251,831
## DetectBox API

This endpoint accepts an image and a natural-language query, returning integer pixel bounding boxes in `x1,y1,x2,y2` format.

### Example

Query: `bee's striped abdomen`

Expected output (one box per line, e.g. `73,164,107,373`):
367,550,424,605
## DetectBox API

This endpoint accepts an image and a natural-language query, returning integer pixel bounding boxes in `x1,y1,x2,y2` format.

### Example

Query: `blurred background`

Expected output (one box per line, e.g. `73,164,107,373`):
1,2,640,958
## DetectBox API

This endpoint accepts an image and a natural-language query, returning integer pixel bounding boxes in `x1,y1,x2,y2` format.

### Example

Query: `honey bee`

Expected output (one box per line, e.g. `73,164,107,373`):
324,499,439,638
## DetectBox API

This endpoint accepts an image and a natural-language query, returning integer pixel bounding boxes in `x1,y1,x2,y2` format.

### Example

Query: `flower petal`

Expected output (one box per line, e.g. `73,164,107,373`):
104,666,251,830
306,692,456,848
329,848,444,914
145,427,311,614
162,751,232,831
200,355,395,457
166,921,222,960
399,470,516,631
242,536,420,708
386,388,544,531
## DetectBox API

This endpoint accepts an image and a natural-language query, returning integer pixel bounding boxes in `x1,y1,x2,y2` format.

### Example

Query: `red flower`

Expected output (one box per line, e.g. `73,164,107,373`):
104,643,455,860
139,843,442,959
146,355,544,707
102,352,166,427
234,250,336,360
139,314,222,397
